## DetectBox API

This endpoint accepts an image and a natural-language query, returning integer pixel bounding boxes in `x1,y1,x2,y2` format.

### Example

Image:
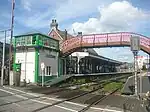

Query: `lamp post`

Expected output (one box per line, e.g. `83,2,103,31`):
133,51,138,96
0,29,11,86
130,36,140,97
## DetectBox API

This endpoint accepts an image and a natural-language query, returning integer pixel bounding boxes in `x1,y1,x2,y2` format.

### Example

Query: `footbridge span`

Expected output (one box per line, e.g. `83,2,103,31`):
61,32,150,56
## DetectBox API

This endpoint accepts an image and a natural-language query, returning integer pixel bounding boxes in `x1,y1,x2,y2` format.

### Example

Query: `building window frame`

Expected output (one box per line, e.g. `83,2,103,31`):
45,66,51,76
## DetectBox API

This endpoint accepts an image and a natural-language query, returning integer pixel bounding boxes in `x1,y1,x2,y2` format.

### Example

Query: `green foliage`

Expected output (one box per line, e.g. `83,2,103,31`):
142,65,147,71
80,85,90,91
71,78,86,84
80,84,98,91
104,82,123,92
72,79,77,84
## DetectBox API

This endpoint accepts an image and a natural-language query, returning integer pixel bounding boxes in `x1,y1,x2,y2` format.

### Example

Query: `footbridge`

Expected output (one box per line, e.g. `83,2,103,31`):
61,32,150,56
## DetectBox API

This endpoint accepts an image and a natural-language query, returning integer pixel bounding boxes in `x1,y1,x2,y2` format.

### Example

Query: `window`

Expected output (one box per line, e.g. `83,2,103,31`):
26,36,32,45
32,36,36,45
19,37,25,45
16,38,21,46
46,66,51,76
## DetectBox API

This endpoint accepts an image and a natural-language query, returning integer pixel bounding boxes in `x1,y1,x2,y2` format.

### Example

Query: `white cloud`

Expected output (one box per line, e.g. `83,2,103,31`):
17,10,51,28
94,47,134,62
17,0,62,28
68,1,150,62
69,1,149,34
55,0,108,22
17,0,112,29
0,31,11,43
15,0,149,62
21,0,32,11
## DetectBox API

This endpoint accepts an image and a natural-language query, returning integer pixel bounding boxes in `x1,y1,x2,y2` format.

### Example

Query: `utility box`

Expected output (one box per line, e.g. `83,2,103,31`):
13,63,21,86
9,71,14,86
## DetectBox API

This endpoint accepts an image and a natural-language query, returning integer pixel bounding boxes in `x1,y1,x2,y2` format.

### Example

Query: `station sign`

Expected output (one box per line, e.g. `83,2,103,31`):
130,36,140,51
41,62,45,71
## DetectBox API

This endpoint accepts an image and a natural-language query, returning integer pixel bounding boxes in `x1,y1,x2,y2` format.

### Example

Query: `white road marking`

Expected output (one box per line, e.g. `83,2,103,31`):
3,86,42,97
90,107,122,112
0,88,78,112
42,97,61,101
14,103,22,107
0,88,27,99
65,101,86,107
2,86,122,112
55,105,78,112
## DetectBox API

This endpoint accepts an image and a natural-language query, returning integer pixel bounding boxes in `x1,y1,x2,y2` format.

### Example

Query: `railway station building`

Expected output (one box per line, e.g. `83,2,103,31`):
48,19,122,75
13,33,60,83
12,19,124,84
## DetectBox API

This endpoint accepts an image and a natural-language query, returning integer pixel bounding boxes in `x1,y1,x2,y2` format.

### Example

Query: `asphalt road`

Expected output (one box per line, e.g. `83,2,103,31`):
0,86,123,112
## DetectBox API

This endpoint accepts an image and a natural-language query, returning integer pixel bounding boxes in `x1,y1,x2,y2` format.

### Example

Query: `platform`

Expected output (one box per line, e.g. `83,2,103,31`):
45,75,73,87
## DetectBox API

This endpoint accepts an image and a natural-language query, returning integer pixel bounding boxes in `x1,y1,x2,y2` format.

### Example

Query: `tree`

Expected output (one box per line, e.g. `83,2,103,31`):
142,65,147,71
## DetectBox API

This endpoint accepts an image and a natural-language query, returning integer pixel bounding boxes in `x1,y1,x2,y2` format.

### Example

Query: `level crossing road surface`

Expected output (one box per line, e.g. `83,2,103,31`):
0,86,123,112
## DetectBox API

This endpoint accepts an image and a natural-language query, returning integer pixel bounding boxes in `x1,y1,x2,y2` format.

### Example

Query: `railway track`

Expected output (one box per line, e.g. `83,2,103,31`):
59,73,131,87
31,75,129,112
58,73,131,90
78,88,120,112
0,73,130,112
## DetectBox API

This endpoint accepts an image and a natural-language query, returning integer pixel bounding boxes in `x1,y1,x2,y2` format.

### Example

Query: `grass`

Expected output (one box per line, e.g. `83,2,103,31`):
71,79,87,84
103,82,124,93
79,84,100,91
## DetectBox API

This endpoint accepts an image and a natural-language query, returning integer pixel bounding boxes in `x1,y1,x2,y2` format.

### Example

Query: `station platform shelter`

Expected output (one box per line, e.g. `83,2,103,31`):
66,49,122,74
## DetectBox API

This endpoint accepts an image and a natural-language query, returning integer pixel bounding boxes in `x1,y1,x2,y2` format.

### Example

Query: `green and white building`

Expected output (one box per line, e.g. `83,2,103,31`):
13,32,61,83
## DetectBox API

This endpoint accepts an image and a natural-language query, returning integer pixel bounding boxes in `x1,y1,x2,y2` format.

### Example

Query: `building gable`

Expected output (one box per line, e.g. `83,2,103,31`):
48,29,63,42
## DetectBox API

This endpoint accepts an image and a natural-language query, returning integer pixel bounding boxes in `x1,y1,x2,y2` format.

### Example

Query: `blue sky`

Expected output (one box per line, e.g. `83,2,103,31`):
0,0,149,62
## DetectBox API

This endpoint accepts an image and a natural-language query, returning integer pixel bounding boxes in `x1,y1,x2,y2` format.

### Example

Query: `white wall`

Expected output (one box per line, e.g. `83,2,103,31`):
71,52,89,57
39,49,58,76
15,49,35,83
136,56,147,69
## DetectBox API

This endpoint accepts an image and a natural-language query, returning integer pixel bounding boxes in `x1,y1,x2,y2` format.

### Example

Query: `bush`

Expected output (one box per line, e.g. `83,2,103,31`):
104,82,123,92
142,65,147,71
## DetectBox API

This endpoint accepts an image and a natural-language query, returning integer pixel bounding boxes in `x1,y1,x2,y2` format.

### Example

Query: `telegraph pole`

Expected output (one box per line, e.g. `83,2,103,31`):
9,0,15,77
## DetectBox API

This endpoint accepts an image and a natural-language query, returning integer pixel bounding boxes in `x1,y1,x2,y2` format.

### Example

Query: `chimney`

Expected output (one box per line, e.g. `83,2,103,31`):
64,29,67,40
50,19,58,30
78,32,82,36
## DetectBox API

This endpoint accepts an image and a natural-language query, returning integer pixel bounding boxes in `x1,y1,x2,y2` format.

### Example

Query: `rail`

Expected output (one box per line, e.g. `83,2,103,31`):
78,88,120,112
0,74,130,112
31,74,130,112
73,71,134,76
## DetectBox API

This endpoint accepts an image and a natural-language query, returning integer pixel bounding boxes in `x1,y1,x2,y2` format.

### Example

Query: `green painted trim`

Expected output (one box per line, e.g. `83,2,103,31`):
14,33,59,42
58,53,60,77
59,58,63,76
35,35,39,83
37,75,57,83
14,33,59,51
